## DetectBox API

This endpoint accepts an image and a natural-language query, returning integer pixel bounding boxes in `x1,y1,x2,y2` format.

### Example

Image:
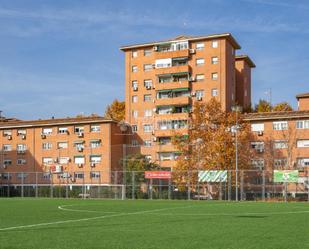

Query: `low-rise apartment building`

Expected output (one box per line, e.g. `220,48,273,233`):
0,116,127,186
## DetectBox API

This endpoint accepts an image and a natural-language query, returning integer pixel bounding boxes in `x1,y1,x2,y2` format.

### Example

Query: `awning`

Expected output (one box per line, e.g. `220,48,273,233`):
73,140,85,144
90,139,101,142
157,88,189,93
157,72,188,77
90,154,102,157
172,57,188,61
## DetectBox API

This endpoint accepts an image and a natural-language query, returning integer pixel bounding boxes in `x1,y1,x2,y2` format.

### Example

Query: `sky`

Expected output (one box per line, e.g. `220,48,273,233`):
0,0,308,120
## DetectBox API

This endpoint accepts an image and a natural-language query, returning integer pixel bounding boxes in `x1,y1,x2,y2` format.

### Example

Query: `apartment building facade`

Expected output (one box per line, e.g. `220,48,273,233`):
0,117,126,186
120,33,255,168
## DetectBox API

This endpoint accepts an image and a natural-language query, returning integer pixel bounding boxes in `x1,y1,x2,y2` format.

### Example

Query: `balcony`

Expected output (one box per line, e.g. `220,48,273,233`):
155,80,190,91
154,127,189,137
156,65,191,75
156,96,191,106
155,112,190,120
154,143,176,152
155,49,190,59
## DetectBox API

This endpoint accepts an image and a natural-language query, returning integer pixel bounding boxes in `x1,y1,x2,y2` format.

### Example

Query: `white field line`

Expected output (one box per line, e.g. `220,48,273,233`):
0,205,192,232
58,204,118,214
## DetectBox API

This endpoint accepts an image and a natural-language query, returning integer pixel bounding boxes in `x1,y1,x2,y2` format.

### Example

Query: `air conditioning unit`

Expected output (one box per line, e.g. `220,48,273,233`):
152,64,156,69
3,165,7,169
146,85,152,90
78,132,84,138
65,130,70,135
257,148,264,153
17,150,25,154
77,163,83,168
90,162,96,167
133,86,138,91
71,177,76,182
7,135,12,140
153,137,157,142
41,134,46,139
153,108,157,112
21,134,26,140
54,158,59,163
189,76,196,82
189,49,195,54
258,131,263,136
197,96,203,101
191,92,196,97
153,46,158,51
78,147,84,152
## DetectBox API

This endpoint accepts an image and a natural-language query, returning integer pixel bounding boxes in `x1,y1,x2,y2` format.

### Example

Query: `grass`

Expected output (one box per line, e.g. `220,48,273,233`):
0,199,309,249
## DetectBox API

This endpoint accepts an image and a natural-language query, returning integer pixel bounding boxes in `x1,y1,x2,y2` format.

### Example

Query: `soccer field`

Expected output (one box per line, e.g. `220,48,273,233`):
0,199,308,249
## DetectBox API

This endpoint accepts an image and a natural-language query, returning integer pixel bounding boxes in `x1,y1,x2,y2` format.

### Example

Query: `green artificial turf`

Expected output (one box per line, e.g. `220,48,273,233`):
0,198,308,249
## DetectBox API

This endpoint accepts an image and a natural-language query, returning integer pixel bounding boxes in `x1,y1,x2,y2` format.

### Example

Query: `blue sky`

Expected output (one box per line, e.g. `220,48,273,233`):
0,0,308,119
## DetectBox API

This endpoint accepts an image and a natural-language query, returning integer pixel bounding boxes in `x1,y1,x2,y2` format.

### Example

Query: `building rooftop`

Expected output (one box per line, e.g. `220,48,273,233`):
120,32,241,51
244,110,309,121
235,55,256,68
296,93,309,99
0,116,115,129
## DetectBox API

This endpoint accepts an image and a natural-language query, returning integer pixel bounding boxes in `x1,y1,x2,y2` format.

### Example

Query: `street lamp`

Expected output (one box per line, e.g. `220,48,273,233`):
231,105,242,201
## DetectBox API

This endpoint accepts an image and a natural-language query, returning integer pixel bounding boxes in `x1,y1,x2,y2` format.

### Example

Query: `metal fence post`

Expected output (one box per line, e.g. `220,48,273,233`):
150,179,153,200
35,172,38,198
187,171,191,201
284,181,288,202
219,181,222,200
168,178,171,200
7,173,11,197
228,170,231,201
240,170,244,201
66,174,69,199
21,172,24,198
132,171,135,200
50,173,53,198
307,168,309,203
262,170,265,201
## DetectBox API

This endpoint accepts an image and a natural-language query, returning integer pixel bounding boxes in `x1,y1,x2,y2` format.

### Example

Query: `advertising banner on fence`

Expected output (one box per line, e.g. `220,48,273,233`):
274,170,299,183
145,171,171,179
198,170,227,182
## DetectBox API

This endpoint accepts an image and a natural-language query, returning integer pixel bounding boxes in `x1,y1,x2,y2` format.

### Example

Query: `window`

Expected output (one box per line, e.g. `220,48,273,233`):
196,74,205,81
132,80,138,90
143,124,153,133
251,159,264,169
74,141,84,150
17,144,26,152
132,140,139,147
155,58,171,68
58,142,68,149
145,155,152,161
297,158,309,167
297,140,309,148
211,88,218,97
211,57,218,64
90,140,101,148
132,66,137,72
273,121,288,130
211,72,218,80
58,127,69,134
158,120,188,130
3,160,12,165
158,152,179,161
3,130,12,136
212,40,218,48
3,144,12,151
90,125,101,132
144,49,152,56
43,157,53,165
274,158,288,167
74,172,84,179
42,142,52,150
74,126,84,133
90,155,101,163
144,79,153,89
144,109,152,117
273,140,288,149
144,94,152,102
158,137,171,145
196,43,204,50
17,129,26,135
196,58,205,66
17,173,27,179
132,50,138,58
17,159,26,165
251,123,264,132
132,125,138,132
196,90,204,98
42,128,52,135
132,110,138,118
250,142,264,152
74,156,85,164
144,140,152,147
296,120,309,129
144,64,152,72
90,171,100,179
59,157,70,164
132,95,138,103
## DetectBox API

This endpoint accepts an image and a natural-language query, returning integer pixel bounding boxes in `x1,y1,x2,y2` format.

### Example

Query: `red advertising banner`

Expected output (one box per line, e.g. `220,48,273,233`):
145,171,171,179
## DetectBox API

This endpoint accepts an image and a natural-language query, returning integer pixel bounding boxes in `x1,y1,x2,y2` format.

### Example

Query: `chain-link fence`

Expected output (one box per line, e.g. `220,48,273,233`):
0,170,308,201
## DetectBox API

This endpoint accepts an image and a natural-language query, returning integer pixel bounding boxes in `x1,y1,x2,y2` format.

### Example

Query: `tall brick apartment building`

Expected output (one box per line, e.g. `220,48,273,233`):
120,33,255,168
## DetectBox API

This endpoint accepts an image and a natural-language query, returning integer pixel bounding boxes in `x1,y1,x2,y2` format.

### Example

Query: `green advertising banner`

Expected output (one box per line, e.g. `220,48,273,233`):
274,170,299,183
198,170,227,182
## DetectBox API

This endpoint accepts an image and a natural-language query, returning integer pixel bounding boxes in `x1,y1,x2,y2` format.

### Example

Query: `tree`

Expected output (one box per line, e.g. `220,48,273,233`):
254,99,272,112
172,98,253,190
272,102,293,112
104,99,125,121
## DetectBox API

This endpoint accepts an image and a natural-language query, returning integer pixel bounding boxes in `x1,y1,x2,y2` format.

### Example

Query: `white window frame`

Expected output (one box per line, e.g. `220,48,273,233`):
211,56,218,64
211,72,218,80
144,64,152,72
196,42,204,50
90,125,101,132
273,121,288,130
132,65,137,73
297,140,309,148
212,40,218,48
196,58,205,66
211,88,218,97
196,74,205,81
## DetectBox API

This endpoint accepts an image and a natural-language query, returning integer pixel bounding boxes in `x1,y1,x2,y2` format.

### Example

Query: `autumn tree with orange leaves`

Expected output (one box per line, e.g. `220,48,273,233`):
172,98,253,189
